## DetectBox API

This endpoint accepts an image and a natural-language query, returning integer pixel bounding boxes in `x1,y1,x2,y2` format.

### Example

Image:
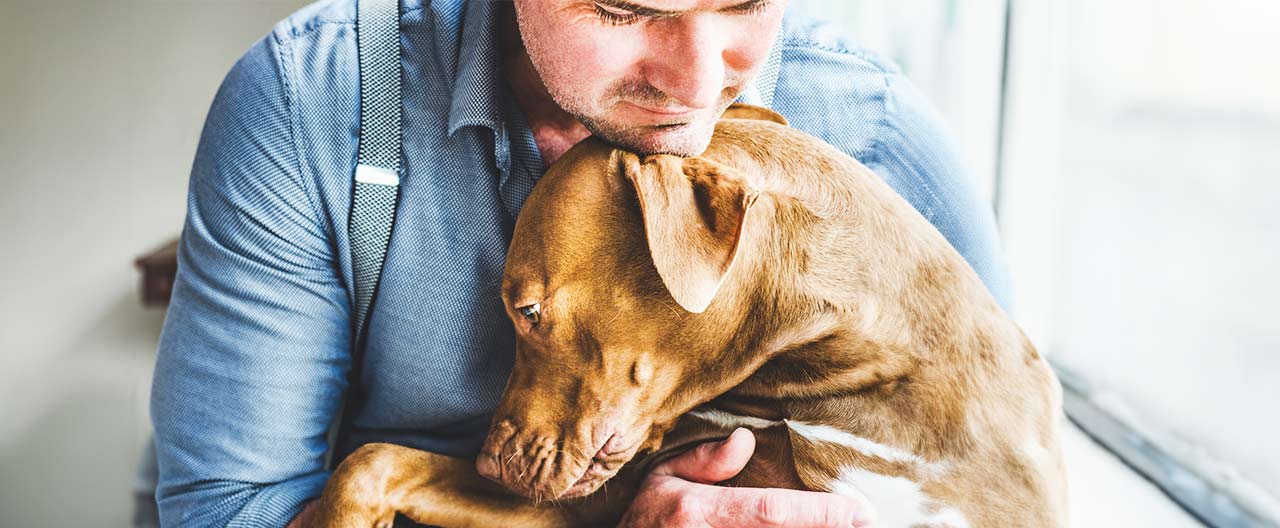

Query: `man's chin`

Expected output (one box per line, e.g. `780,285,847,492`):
590,121,715,157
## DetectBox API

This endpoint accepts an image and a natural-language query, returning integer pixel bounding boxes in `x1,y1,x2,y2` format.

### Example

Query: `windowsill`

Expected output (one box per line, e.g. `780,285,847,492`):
1064,421,1204,526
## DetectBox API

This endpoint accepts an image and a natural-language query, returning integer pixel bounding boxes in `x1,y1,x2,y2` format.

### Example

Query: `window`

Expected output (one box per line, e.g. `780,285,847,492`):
796,0,1280,525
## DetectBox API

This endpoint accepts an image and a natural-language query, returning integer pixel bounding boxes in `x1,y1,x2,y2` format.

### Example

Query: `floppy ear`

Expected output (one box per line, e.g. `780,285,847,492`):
723,103,788,125
619,152,759,313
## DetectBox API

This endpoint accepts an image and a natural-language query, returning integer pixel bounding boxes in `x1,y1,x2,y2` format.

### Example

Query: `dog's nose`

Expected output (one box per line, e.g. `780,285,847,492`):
475,452,500,481
475,419,518,481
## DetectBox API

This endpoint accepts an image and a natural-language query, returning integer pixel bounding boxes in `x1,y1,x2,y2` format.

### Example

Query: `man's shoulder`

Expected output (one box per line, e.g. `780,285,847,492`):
265,0,354,44
266,0,442,42
776,12,903,77
770,12,908,158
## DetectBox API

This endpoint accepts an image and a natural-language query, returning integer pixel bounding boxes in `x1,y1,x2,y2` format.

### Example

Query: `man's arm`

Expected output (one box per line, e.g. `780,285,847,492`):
867,70,1014,310
150,32,351,527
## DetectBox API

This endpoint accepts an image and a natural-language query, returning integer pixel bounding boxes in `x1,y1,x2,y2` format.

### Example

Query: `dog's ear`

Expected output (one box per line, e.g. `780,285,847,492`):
618,152,759,313
723,103,788,125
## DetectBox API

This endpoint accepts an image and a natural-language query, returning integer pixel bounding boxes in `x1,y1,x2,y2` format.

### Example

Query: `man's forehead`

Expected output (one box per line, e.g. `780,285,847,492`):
591,0,770,17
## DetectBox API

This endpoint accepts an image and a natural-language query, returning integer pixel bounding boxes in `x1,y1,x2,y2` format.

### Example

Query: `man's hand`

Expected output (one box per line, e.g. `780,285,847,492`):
618,428,877,527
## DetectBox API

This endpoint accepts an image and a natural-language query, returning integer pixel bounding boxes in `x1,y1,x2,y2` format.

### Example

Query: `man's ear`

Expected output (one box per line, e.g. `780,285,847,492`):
618,152,759,313
723,103,788,125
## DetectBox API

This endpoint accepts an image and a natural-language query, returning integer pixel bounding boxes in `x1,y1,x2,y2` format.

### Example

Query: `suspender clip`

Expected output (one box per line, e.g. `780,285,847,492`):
354,164,400,186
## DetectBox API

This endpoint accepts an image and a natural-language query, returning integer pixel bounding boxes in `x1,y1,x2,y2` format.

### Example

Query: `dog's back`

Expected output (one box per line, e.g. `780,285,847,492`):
655,117,1069,527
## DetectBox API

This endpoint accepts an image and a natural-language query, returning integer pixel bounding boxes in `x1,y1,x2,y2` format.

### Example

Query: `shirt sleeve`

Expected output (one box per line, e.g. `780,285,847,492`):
149,31,352,528
872,69,1013,311
771,35,1015,312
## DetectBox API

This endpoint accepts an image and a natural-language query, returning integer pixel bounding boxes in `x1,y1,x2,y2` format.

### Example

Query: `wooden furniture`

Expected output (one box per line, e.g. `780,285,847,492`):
134,238,179,307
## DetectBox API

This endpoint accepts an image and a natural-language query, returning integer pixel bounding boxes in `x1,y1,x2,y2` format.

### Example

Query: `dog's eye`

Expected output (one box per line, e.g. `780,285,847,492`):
517,303,541,325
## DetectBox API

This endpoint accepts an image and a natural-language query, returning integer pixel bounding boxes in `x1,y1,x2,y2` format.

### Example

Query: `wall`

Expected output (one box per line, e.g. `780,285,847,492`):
0,1,305,525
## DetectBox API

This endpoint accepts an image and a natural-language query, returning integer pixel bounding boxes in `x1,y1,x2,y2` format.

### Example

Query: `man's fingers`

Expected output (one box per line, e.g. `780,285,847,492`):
650,427,756,484
708,486,878,528
644,429,876,527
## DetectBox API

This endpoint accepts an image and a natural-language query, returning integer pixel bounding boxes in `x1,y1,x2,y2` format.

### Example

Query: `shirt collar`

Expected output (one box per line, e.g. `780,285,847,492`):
446,0,504,137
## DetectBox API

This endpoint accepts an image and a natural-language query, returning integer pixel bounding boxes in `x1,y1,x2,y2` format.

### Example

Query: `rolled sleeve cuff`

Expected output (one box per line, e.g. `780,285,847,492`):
227,472,330,528
159,471,332,528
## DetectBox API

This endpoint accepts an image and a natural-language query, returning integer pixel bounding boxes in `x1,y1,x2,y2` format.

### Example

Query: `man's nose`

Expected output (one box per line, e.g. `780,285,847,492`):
643,15,730,110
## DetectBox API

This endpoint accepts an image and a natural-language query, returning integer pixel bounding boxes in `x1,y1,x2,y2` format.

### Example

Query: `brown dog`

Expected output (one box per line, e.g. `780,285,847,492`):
309,104,1068,527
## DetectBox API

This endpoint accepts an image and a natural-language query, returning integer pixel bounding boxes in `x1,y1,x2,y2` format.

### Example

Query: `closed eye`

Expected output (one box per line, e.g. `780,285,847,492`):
591,0,771,26
593,2,646,25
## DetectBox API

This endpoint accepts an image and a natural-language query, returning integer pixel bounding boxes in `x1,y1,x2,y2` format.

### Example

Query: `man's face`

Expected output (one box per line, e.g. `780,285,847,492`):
512,0,787,156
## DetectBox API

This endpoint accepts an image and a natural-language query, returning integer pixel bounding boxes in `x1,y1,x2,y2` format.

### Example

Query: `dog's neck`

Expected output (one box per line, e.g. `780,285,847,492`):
696,129,1011,407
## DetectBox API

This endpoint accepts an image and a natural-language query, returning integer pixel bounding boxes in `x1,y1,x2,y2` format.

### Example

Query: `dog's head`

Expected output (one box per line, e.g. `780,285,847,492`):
479,105,786,500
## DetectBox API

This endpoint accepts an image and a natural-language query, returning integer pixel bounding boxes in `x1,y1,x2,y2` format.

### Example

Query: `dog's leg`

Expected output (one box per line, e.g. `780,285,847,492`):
395,474,577,528
309,443,413,528
311,443,616,528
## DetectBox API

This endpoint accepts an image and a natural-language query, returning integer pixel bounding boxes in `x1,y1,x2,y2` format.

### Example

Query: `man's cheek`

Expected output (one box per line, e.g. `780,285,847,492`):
728,14,785,69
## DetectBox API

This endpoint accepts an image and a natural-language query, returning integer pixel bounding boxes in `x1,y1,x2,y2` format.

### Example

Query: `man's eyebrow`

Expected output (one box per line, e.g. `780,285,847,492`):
593,0,769,18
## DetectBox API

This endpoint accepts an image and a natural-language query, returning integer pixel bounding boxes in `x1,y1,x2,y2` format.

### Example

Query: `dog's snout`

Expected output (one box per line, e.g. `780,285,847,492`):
475,419,517,482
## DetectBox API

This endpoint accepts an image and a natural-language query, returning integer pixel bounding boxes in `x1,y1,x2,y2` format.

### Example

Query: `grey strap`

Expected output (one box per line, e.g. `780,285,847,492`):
327,0,402,471
350,0,403,340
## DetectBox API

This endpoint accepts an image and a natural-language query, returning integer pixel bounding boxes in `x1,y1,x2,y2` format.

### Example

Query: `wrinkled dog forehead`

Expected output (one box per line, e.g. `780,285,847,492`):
502,140,649,298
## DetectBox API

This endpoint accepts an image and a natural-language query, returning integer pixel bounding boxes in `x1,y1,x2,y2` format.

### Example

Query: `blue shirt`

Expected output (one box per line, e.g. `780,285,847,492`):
149,0,1012,526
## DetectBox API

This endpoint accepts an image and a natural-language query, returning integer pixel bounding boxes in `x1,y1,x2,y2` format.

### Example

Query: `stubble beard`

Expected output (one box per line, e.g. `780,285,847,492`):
554,80,745,158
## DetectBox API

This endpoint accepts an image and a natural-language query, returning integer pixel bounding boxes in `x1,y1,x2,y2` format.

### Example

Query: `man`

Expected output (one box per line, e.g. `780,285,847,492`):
149,0,1013,526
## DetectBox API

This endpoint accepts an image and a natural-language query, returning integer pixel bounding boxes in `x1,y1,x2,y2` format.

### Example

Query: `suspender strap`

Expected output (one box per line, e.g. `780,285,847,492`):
327,0,402,470
351,0,403,339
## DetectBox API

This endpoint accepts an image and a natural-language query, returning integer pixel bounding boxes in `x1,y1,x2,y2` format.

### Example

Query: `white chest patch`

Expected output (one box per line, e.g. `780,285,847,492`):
828,467,971,528
687,408,970,528
687,408,784,430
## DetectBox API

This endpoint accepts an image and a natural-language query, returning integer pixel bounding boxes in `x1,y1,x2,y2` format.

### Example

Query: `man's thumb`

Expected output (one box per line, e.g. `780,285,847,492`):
651,427,756,484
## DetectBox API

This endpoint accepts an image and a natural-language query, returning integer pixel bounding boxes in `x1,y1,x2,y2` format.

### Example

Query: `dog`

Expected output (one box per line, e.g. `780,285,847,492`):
309,103,1068,527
